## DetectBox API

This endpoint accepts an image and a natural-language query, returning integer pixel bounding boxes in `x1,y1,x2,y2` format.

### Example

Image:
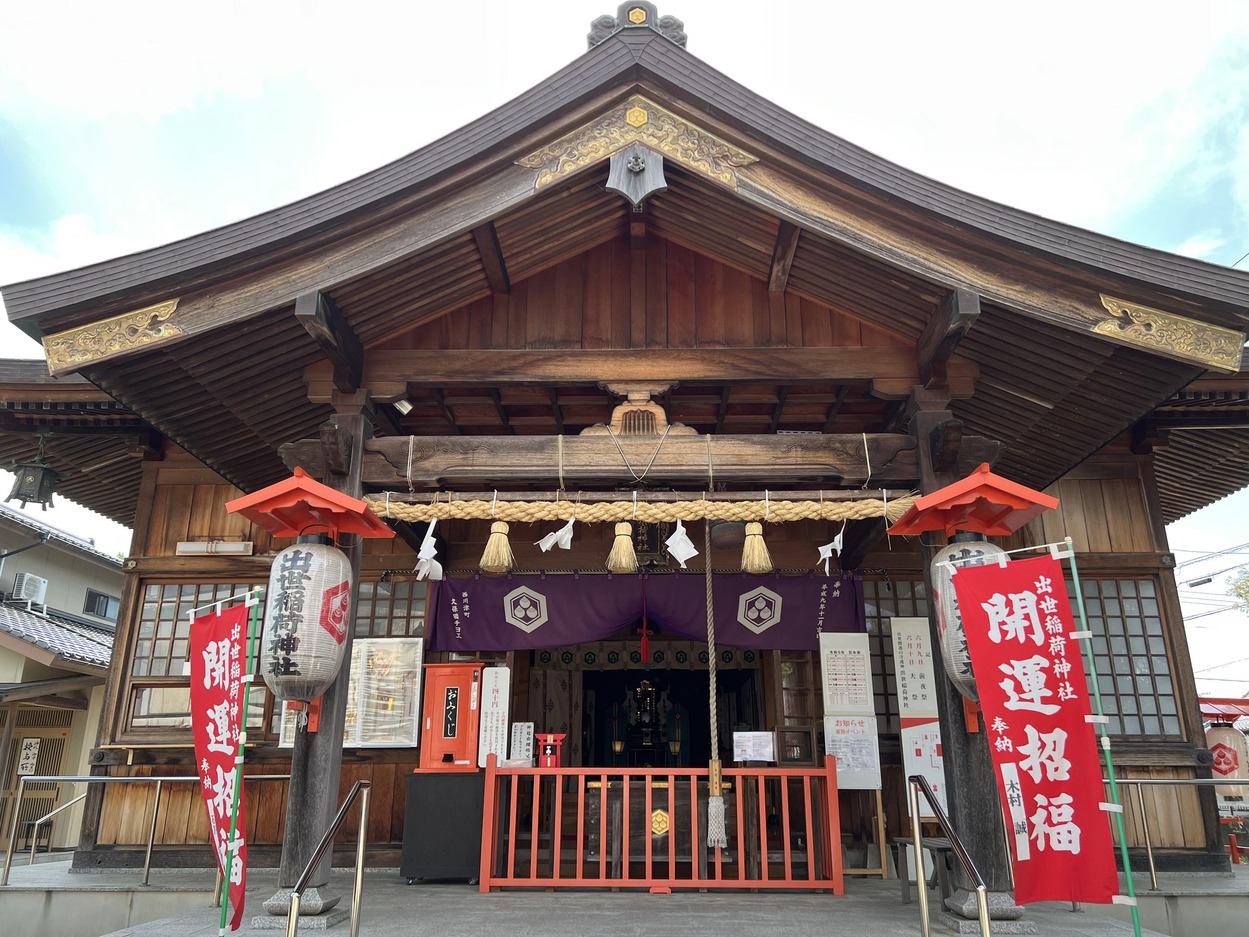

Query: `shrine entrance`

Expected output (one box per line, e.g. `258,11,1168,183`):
582,667,763,769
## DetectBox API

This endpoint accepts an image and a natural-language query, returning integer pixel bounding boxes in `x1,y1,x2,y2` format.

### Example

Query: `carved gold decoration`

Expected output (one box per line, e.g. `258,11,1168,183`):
651,808,670,836
1097,295,1243,372
629,7,648,24
516,95,757,189
43,299,182,374
626,105,649,128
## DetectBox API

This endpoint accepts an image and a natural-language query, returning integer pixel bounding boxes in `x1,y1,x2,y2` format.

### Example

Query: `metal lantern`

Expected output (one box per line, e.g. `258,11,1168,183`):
262,537,352,704
6,436,61,510
931,532,1009,702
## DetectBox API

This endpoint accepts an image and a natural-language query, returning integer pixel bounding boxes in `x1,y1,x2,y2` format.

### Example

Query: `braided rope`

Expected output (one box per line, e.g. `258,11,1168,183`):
366,495,914,525
704,518,718,758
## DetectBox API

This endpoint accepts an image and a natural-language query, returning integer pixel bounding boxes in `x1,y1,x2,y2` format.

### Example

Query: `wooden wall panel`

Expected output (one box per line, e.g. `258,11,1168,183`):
390,236,897,355
1003,473,1155,554
1116,765,1206,849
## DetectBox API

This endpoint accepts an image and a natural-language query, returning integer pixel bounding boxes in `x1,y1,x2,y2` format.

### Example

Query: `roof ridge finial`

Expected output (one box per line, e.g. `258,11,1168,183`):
589,3,687,50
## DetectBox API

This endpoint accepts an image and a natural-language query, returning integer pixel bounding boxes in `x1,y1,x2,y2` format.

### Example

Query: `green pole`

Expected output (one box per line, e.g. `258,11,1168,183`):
219,588,264,936
1064,538,1141,937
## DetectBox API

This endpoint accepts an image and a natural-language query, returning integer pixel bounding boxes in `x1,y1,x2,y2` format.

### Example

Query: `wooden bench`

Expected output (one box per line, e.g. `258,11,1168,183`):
892,836,955,904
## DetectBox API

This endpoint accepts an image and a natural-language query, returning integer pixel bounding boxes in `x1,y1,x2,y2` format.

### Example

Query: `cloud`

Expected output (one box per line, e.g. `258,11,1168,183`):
1173,232,1228,259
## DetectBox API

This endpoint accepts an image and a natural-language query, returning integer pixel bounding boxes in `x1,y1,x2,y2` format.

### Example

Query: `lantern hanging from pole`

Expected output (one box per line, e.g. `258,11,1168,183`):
262,536,353,705
5,435,61,510
1206,723,1249,796
931,532,1009,702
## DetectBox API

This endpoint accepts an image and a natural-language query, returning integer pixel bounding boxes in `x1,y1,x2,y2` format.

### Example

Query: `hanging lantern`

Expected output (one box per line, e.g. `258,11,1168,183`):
931,532,1009,702
262,537,352,704
5,435,61,510
1206,723,1249,796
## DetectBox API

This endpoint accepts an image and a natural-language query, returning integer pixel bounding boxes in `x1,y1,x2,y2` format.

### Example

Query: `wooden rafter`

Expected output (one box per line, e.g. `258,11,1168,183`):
490,388,515,435
821,386,851,433
918,288,980,389
294,291,362,394
768,221,801,292
430,388,461,435
547,388,565,434
767,386,790,434
471,222,511,295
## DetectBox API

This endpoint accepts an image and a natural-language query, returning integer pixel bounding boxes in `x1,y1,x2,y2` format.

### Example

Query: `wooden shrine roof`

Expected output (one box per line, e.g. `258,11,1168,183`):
1,13,1248,529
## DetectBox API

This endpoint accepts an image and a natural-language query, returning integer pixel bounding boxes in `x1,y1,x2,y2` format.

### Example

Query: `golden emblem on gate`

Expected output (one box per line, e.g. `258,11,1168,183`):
629,7,648,24
651,808,670,836
626,106,648,128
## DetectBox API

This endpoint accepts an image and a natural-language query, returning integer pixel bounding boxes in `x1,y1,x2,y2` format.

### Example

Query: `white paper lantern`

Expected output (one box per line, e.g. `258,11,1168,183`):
931,534,1009,702
263,540,352,703
1206,724,1249,796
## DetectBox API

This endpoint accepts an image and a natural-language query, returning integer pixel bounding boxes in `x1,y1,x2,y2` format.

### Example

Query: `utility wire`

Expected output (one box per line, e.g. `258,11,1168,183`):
1232,248,1249,269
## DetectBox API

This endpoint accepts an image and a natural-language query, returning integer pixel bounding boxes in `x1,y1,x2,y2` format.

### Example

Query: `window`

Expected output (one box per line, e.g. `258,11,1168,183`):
132,581,263,677
124,577,424,740
861,577,928,735
84,588,120,622
354,579,427,637
1075,577,1180,738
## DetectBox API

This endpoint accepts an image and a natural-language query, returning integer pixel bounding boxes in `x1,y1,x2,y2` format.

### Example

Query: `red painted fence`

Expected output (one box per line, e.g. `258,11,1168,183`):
478,755,843,894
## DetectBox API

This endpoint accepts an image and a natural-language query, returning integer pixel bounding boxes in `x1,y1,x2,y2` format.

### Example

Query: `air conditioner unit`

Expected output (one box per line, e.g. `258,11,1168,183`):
12,573,48,604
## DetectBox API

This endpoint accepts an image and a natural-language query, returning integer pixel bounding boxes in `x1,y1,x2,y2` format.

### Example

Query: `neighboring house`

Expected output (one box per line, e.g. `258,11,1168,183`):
0,502,124,852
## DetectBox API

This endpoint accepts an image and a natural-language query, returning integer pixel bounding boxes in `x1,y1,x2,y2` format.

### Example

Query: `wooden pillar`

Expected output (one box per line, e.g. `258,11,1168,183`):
910,401,1014,895
271,395,370,910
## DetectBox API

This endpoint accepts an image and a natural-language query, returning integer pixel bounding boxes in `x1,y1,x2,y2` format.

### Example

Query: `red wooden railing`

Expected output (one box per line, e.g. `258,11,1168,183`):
478,755,843,894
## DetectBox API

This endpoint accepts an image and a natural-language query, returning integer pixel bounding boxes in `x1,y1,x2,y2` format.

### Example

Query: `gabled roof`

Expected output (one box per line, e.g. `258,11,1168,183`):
5,26,1249,334
0,602,113,671
1,11,1247,519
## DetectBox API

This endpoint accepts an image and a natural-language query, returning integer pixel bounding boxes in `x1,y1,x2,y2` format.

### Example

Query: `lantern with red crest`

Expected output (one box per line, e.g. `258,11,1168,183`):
226,468,394,705
887,463,1058,701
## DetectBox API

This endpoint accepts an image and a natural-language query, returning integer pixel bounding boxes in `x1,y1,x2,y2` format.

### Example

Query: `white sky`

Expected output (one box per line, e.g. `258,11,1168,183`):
1,0,1248,695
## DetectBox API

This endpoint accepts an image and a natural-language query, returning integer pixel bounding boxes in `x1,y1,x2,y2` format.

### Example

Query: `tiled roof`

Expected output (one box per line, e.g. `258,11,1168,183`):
0,603,113,669
0,503,123,566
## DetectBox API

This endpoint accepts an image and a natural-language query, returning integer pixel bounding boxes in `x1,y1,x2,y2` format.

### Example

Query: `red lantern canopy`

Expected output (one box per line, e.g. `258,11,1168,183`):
887,463,1059,701
226,468,394,704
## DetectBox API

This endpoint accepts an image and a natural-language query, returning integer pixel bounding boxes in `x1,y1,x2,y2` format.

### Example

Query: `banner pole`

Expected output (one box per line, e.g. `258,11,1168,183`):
1063,537,1141,937
218,588,263,936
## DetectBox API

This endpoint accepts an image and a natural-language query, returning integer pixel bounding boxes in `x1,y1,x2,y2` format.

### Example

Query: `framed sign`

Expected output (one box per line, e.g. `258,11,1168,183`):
17,737,40,775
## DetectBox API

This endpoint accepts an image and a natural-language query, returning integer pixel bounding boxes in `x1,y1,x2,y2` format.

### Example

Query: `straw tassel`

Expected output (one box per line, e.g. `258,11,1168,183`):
479,521,515,573
606,521,638,573
740,521,773,574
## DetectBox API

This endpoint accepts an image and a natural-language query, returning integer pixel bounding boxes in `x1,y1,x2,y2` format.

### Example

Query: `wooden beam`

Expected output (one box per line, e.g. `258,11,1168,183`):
281,432,921,489
918,288,980,388
490,388,515,435
821,385,851,433
295,291,363,394
470,222,510,295
768,221,801,292
766,386,789,434
715,386,731,434
304,347,978,400
430,388,462,435
547,388,565,434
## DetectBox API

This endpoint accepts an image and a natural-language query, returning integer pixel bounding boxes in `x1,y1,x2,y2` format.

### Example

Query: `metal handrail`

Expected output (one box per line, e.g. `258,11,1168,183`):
907,775,990,937
25,790,88,866
287,780,371,937
2,772,290,886
1104,775,1243,891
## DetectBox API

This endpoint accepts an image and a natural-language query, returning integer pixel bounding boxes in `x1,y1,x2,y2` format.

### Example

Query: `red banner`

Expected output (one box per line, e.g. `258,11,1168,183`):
190,603,250,931
952,554,1118,904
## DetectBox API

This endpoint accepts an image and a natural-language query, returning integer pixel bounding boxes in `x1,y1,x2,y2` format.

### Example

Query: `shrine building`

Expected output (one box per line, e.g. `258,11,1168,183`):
2,2,1248,898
